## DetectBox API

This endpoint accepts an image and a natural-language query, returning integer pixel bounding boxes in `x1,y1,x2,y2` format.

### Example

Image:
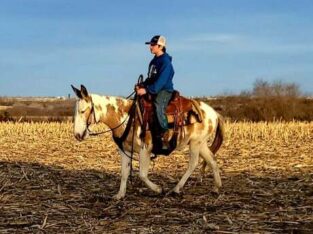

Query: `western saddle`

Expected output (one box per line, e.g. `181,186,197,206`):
138,90,203,155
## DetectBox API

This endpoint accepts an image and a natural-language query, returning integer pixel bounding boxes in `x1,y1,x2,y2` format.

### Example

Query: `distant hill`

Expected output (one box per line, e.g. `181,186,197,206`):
0,97,75,122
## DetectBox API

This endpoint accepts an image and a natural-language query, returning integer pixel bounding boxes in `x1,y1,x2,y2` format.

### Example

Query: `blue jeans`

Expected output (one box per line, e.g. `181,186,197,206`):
154,90,172,131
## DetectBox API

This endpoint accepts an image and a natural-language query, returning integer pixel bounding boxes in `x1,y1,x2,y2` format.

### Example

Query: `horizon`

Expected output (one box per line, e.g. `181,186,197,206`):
1,0,312,97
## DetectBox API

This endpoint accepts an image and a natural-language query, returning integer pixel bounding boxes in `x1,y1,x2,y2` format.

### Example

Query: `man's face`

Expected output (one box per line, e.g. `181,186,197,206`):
149,44,163,55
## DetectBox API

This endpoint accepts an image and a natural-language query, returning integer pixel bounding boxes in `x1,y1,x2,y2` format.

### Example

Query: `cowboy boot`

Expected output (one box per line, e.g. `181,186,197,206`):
152,127,167,153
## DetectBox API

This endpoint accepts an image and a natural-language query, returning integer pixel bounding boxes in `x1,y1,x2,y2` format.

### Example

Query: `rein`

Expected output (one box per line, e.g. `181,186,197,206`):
86,92,135,136
87,75,143,138
86,76,144,180
86,91,141,178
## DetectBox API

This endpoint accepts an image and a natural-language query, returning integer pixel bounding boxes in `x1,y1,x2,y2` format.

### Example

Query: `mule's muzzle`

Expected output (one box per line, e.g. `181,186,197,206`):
75,133,83,141
75,130,87,141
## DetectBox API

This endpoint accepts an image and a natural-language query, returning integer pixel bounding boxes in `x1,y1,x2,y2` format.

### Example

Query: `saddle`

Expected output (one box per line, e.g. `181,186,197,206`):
140,91,193,124
138,90,203,155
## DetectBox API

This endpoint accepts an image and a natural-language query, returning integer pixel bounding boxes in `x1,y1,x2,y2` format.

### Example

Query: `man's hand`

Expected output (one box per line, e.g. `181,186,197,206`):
136,87,147,96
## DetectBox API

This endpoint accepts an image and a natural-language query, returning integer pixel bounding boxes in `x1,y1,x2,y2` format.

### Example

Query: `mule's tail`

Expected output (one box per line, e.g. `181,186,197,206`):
201,114,225,173
209,114,225,154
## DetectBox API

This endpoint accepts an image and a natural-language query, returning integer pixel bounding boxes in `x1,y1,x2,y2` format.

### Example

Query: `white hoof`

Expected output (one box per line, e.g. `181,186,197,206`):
166,187,181,196
113,193,125,200
212,186,220,194
153,185,163,194
172,186,181,194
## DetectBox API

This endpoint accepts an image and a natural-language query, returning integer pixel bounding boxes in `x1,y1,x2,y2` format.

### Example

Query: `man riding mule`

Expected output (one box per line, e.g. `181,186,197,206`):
71,84,224,200
136,35,175,153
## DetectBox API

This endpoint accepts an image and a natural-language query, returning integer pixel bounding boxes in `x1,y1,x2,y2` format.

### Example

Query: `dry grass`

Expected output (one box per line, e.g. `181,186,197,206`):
0,121,312,233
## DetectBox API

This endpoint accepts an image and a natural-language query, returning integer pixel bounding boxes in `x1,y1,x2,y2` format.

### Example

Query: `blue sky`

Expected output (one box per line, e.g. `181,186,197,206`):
0,0,312,97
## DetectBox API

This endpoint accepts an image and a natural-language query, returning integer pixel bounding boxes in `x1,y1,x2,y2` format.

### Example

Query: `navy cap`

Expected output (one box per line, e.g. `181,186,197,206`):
145,35,166,47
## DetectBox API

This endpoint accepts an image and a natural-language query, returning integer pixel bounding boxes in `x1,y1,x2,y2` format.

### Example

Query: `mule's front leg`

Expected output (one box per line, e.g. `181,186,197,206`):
139,147,162,194
172,141,200,194
113,150,131,200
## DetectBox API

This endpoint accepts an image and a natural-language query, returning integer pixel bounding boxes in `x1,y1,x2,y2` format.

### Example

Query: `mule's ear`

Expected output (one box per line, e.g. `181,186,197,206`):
71,85,83,99
80,85,89,99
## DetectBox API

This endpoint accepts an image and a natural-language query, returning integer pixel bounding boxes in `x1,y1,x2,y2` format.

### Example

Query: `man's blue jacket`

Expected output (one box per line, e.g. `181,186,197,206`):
144,52,174,94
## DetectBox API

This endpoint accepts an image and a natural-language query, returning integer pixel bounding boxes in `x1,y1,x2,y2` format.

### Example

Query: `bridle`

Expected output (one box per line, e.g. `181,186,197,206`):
82,93,140,181
85,75,142,136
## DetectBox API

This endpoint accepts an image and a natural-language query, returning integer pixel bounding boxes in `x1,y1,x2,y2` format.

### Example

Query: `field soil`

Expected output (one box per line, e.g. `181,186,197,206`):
0,122,312,233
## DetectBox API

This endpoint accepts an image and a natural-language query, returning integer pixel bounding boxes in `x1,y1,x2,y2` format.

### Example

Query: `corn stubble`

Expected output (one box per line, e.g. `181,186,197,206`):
0,121,312,233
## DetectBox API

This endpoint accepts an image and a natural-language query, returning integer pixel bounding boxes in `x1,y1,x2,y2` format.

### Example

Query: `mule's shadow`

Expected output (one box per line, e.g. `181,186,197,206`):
0,160,172,203
0,160,175,232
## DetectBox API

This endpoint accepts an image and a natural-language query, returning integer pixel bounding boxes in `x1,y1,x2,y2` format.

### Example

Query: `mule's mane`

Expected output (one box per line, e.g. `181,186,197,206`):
91,93,132,111
89,94,133,131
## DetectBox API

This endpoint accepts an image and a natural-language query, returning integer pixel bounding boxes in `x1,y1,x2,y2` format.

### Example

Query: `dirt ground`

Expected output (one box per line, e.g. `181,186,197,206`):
0,122,312,233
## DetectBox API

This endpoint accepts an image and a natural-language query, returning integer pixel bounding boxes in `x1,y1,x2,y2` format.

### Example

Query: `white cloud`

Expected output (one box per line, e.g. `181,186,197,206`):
0,42,146,67
172,33,313,55
185,33,242,44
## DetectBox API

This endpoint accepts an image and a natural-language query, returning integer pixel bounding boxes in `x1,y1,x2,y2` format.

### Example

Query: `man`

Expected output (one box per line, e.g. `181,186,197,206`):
136,35,175,150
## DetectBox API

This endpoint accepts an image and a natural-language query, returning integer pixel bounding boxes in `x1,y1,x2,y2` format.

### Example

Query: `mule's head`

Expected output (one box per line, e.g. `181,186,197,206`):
71,84,95,141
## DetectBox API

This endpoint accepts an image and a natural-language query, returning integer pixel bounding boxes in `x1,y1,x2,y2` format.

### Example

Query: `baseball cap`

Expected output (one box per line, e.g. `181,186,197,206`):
145,35,166,47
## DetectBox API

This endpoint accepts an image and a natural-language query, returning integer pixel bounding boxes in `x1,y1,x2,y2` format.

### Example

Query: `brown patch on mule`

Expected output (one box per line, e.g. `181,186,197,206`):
187,112,198,124
116,99,131,116
184,124,195,140
83,107,92,120
83,95,92,102
190,99,203,122
95,104,102,112
106,99,143,153
207,119,214,133
116,99,124,107
105,104,125,136
121,124,147,153
141,129,152,144
106,104,116,113
123,136,142,153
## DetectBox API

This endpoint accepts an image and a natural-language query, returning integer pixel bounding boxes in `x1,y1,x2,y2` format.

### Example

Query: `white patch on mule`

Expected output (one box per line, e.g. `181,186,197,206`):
74,100,88,136
90,94,130,126
199,101,218,130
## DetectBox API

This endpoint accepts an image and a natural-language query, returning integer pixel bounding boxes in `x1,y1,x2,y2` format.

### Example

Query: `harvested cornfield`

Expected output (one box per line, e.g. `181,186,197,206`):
0,121,312,233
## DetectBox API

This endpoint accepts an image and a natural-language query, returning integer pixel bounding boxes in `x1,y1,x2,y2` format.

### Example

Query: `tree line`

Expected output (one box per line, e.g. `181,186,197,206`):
201,79,313,122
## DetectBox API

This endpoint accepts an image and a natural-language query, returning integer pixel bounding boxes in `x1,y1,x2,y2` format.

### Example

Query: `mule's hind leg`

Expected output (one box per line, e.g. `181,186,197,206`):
139,147,162,194
172,141,200,194
200,144,222,193
114,150,131,200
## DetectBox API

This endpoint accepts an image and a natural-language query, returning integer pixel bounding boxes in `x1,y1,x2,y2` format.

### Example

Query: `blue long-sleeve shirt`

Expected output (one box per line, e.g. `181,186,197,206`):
144,53,174,94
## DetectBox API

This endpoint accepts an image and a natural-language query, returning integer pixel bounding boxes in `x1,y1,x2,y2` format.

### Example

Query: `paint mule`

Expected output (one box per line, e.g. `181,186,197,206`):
72,85,224,200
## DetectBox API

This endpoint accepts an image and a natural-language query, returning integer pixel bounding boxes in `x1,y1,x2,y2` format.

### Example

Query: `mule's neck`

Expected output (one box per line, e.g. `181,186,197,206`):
91,94,133,136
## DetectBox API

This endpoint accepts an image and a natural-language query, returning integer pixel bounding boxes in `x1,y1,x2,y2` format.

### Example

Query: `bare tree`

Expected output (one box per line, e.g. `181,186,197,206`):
253,79,272,97
252,79,302,97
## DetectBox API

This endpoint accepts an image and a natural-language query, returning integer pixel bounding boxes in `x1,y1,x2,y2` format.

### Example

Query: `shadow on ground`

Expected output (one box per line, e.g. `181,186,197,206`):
0,161,312,233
